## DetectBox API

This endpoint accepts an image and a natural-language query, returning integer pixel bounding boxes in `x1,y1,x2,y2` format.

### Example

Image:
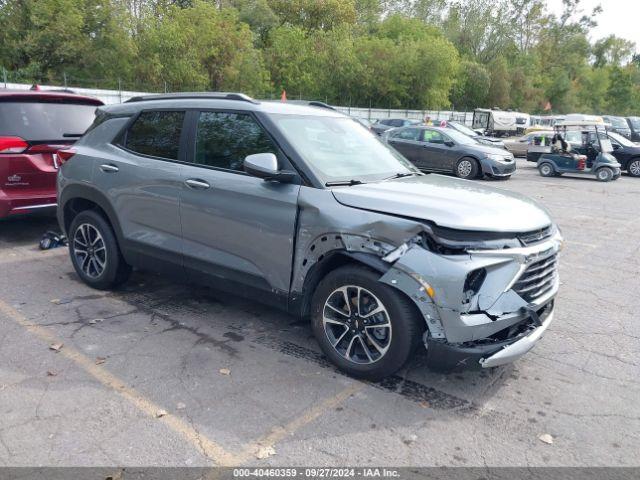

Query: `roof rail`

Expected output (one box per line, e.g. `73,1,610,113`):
125,92,259,104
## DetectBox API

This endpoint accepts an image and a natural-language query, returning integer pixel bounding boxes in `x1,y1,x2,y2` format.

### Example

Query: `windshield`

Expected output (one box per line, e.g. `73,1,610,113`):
0,101,98,141
449,121,478,137
608,131,635,147
606,117,628,129
443,128,477,146
270,114,417,183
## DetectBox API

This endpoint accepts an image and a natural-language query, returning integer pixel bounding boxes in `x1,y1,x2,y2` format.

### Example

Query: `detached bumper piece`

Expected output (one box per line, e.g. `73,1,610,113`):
426,302,554,370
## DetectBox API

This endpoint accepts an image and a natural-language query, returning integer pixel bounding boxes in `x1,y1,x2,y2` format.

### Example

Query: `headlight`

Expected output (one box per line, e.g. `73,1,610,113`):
486,153,513,162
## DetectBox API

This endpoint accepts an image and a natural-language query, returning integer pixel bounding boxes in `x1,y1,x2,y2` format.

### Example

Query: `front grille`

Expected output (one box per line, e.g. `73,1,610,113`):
513,254,558,302
518,226,552,246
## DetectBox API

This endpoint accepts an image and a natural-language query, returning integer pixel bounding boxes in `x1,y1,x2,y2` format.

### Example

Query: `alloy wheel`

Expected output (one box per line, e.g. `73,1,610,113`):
73,223,107,278
322,286,392,365
629,160,640,177
540,164,552,176
457,160,473,178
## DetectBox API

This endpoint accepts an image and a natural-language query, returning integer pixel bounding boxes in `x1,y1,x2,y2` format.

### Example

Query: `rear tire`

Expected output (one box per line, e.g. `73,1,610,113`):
455,157,479,179
68,210,131,290
628,159,640,177
596,167,613,182
538,163,554,177
310,265,422,381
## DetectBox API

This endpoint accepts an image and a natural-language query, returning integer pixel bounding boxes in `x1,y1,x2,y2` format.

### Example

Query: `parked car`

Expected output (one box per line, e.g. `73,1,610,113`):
57,92,561,379
441,120,505,149
505,131,554,157
384,125,516,179
353,117,372,130
625,116,640,142
602,115,631,139
371,118,420,136
0,89,103,219
605,131,640,177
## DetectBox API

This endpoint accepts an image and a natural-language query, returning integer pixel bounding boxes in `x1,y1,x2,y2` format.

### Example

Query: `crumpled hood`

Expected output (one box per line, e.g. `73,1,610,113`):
331,174,552,233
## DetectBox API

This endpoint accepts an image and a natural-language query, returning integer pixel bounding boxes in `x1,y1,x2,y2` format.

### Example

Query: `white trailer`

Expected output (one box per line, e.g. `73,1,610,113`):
472,109,531,137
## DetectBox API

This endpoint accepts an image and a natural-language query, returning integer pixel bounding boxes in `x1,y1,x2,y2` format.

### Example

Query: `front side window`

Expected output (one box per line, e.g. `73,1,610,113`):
125,110,185,160
422,129,446,144
195,112,277,171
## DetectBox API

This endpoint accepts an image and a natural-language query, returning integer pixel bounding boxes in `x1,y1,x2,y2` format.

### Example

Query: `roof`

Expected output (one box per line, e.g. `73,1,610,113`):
556,120,607,128
103,92,345,117
0,89,103,105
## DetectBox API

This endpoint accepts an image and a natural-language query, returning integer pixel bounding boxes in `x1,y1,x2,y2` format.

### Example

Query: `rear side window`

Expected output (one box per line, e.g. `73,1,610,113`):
125,111,185,160
0,101,99,141
195,111,277,171
394,128,421,141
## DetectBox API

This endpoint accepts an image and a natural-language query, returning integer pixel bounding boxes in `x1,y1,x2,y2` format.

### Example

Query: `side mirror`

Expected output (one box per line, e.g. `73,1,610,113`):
612,143,621,150
244,153,296,183
444,140,455,147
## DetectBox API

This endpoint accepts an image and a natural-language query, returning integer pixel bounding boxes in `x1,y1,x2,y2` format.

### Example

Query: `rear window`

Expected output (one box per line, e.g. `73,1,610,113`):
0,101,99,141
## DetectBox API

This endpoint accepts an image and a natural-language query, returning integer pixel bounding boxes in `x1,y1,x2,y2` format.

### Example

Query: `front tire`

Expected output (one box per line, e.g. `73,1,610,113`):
69,210,131,290
628,159,640,177
310,265,422,381
596,167,613,182
455,157,479,179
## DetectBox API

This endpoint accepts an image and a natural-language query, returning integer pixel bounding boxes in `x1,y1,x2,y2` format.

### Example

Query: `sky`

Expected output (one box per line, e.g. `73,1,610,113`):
547,0,640,51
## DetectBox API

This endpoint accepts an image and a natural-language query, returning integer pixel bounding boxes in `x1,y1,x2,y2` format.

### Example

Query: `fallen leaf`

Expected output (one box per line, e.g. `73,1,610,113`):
50,298,72,305
255,445,276,460
539,433,554,445
95,357,107,365
219,368,231,376
176,402,186,410
49,343,63,352
419,401,430,409
155,409,168,418
46,370,57,377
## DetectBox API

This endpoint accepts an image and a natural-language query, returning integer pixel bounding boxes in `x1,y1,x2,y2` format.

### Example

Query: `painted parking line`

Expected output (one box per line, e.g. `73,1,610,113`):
236,383,364,463
0,299,239,467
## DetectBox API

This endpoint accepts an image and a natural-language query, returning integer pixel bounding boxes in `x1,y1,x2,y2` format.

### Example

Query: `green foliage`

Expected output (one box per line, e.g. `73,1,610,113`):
2,0,640,115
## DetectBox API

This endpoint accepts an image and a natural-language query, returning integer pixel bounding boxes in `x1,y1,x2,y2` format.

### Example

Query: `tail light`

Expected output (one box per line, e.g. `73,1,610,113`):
0,136,28,154
57,148,77,165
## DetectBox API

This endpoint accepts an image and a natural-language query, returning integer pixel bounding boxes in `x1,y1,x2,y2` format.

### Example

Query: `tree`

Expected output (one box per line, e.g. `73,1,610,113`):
450,60,490,110
593,35,636,68
487,57,511,108
267,0,356,31
135,1,269,93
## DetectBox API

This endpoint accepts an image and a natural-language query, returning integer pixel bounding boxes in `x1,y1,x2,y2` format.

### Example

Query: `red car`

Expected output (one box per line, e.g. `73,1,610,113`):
0,90,103,218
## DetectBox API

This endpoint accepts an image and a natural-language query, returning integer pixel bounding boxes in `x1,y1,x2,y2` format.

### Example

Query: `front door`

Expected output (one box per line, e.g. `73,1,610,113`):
419,129,455,171
179,110,301,306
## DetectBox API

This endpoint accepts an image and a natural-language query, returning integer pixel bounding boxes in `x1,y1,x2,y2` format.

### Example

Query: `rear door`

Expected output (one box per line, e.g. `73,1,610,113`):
0,97,100,214
387,127,422,164
105,110,186,276
179,110,300,306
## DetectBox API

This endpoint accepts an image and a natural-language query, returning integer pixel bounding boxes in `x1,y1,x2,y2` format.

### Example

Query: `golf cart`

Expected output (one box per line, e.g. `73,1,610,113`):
537,121,622,182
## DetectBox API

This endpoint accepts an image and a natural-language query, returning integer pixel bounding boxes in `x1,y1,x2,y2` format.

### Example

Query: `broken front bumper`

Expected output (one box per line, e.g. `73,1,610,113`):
380,229,562,370
425,300,554,369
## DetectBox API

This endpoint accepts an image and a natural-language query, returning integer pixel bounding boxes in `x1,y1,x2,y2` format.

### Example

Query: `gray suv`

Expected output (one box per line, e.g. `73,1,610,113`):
57,93,562,380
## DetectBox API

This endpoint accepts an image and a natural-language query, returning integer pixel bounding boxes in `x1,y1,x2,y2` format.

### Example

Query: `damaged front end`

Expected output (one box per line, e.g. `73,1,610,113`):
379,223,563,370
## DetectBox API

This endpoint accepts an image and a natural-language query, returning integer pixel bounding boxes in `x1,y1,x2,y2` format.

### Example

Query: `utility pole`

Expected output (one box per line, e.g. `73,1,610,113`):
3,68,7,88
63,72,67,88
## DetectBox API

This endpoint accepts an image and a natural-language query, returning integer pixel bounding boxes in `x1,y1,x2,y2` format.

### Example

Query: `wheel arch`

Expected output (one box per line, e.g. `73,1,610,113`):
59,184,125,248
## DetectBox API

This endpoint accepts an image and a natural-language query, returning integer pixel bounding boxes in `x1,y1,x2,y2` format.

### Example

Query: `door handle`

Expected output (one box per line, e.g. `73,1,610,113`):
99,164,119,173
184,179,210,190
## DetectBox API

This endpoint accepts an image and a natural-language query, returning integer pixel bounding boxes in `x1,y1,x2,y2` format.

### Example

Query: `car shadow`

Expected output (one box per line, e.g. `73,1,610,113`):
0,213,59,247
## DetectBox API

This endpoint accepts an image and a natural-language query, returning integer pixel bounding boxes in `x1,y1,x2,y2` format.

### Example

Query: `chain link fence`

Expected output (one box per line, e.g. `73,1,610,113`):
2,75,475,126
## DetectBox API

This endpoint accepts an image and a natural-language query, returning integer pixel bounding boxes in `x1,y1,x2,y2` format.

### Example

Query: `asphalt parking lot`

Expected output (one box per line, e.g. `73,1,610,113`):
0,158,639,468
